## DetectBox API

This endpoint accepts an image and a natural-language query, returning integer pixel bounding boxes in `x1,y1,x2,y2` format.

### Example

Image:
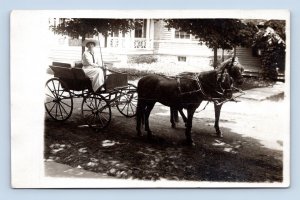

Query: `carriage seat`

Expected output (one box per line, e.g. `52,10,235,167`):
50,62,92,91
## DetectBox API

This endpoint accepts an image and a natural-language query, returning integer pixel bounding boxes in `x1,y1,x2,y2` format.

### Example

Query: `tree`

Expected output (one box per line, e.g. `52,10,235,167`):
50,18,141,54
165,19,257,68
253,20,286,80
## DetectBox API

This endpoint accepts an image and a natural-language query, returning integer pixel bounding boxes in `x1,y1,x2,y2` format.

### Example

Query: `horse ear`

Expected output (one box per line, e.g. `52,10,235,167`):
226,56,235,70
231,56,235,66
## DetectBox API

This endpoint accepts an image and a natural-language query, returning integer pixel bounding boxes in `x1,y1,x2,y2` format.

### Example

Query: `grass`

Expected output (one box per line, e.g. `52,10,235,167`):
239,77,276,91
109,66,276,91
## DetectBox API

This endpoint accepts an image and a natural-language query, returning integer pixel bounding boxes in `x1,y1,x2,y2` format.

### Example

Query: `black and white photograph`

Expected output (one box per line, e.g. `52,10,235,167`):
11,10,290,188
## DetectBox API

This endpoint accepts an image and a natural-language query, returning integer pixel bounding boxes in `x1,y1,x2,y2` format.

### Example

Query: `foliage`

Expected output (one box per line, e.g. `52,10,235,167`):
51,18,139,38
127,55,158,64
253,20,286,80
51,18,142,54
165,19,257,67
165,19,257,49
239,77,275,91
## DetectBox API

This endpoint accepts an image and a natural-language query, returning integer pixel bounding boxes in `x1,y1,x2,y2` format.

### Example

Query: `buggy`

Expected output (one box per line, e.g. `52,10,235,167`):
44,62,137,130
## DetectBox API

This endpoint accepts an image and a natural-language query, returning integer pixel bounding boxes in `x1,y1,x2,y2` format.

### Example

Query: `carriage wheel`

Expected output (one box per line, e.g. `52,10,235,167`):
116,83,137,118
44,78,73,121
81,93,112,131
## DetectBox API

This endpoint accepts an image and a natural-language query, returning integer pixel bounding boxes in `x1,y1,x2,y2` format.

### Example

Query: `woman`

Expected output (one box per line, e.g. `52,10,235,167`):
82,38,106,92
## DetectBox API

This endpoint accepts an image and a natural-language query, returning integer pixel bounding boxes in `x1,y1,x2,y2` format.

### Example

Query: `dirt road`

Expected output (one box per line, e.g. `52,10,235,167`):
44,97,286,182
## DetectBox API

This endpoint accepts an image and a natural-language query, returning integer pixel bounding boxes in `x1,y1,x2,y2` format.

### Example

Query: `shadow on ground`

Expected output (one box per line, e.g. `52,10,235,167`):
44,104,283,183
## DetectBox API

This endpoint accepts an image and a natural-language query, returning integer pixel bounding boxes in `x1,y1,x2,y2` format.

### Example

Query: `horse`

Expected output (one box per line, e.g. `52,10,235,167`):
169,67,237,135
136,57,244,145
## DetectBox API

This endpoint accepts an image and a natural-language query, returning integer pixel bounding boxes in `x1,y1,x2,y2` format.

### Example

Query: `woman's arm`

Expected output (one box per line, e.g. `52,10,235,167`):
82,52,99,67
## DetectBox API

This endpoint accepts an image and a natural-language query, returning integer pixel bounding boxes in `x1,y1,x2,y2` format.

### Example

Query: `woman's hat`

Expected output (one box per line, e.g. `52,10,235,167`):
82,38,99,47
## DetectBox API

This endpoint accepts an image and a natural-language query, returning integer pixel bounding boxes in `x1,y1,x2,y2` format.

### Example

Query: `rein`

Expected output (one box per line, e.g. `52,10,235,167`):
176,71,244,106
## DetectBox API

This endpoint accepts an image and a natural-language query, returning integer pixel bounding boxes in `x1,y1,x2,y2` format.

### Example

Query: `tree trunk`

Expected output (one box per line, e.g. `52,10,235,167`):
104,34,108,48
81,35,86,57
213,46,218,69
233,46,236,57
222,49,224,62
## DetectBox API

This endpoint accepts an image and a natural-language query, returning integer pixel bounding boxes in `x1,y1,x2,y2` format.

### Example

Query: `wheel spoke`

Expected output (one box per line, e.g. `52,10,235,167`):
60,100,72,108
126,101,130,114
119,103,127,112
129,102,135,114
47,84,56,98
57,82,61,96
97,113,104,127
51,80,57,97
59,102,69,116
99,112,109,122
58,103,64,119
88,97,95,109
55,103,58,119
96,97,102,109
45,100,54,104
86,101,94,110
46,93,54,99
48,102,56,113
82,109,93,112
94,96,98,110
85,112,95,125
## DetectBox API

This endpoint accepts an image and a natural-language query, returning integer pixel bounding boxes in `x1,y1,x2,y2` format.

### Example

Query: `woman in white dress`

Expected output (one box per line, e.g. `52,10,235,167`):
81,38,106,92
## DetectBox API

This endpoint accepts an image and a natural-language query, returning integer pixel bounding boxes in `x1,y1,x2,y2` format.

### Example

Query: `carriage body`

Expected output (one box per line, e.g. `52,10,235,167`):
49,64,128,92
45,62,137,131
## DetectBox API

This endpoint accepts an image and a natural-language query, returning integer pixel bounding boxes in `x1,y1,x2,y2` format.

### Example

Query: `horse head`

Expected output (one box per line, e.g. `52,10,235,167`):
219,56,244,86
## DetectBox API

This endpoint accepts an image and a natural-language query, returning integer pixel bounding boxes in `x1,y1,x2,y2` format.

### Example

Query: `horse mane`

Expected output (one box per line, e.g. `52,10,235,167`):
216,57,234,73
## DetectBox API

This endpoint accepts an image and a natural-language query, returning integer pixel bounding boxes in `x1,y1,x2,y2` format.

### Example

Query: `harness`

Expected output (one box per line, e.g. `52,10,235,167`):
176,69,244,107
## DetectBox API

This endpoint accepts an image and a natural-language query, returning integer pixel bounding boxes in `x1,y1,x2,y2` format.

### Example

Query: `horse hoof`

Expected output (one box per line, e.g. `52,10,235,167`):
137,131,142,137
216,130,223,138
171,124,176,128
147,132,153,140
184,140,195,146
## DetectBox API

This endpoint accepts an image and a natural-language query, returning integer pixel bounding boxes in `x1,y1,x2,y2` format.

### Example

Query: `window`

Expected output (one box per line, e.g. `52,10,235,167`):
175,30,190,39
111,30,119,37
134,19,147,38
252,47,262,57
178,56,186,62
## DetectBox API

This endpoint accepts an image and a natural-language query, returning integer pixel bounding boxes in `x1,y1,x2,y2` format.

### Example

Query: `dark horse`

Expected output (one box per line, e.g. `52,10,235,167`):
136,57,244,145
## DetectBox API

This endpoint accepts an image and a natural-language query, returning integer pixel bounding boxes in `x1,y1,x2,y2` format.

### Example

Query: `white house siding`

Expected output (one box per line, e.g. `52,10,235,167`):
48,19,262,73
154,21,172,41
152,21,217,69
236,47,262,73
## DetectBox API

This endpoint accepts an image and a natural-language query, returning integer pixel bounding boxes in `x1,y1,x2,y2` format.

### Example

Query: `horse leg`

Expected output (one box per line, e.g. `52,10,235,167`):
136,99,145,137
170,107,177,128
178,109,187,124
144,102,155,139
170,108,175,128
185,107,196,146
174,109,179,123
214,102,223,137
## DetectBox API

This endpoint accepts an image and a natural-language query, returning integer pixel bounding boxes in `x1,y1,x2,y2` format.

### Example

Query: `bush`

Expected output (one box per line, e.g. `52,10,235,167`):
239,77,275,91
127,55,157,64
254,20,286,80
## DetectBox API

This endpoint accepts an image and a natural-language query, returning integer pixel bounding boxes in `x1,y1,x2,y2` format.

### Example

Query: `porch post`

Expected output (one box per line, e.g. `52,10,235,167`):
149,19,154,49
145,19,150,48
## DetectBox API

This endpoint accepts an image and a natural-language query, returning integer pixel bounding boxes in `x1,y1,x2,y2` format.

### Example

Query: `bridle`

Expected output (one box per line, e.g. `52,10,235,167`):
177,57,244,106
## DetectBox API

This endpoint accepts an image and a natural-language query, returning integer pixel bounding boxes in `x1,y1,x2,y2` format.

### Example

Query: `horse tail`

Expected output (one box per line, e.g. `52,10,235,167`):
141,109,145,126
136,97,145,136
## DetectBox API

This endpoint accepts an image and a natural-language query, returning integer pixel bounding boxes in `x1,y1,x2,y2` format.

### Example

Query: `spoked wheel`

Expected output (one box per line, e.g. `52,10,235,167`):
116,83,137,118
44,78,73,121
81,93,112,131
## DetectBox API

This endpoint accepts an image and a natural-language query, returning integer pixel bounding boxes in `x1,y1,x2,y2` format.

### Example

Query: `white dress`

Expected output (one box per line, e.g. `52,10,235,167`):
82,50,105,92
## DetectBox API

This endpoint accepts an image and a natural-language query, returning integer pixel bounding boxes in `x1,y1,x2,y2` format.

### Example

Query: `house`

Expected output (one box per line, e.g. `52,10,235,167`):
48,18,262,74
